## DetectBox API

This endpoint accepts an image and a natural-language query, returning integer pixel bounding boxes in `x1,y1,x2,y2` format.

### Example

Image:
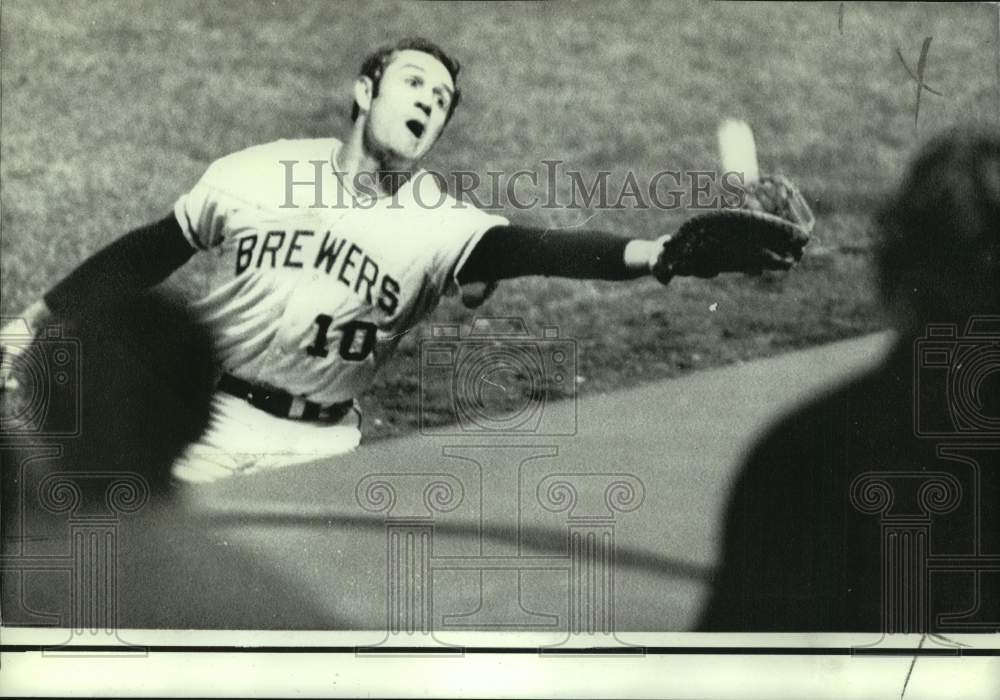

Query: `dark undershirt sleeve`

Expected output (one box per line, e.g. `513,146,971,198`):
457,225,643,284
44,215,197,317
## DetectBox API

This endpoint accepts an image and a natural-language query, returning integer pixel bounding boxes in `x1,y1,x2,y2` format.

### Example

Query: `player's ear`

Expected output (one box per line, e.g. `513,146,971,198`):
353,76,374,115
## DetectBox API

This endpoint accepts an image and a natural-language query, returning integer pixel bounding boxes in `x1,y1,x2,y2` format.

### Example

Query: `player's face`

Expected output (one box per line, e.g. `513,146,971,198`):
364,50,455,163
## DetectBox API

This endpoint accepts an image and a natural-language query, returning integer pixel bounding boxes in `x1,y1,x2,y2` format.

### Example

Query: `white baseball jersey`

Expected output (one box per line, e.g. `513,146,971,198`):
173,138,508,405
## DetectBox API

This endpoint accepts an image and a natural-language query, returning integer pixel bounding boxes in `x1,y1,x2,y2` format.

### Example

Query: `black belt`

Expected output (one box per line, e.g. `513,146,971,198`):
217,374,354,424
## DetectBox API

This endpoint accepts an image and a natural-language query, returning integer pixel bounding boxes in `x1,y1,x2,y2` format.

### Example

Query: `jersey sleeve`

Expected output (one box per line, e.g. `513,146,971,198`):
172,141,295,250
173,173,242,251
429,200,510,298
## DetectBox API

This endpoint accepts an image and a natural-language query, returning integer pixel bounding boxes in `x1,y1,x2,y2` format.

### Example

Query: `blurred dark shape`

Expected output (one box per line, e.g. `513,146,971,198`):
699,126,1000,632
874,127,1000,335
1,292,335,630
12,289,217,500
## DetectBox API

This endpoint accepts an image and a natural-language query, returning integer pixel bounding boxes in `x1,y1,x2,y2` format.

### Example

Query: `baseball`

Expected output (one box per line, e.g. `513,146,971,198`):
718,119,760,186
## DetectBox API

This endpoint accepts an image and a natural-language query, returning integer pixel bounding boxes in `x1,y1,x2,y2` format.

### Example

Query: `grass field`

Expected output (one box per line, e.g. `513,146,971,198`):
2,1,997,439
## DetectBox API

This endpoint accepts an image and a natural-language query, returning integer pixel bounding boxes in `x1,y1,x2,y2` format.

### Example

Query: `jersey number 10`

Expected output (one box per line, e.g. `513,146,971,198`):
306,315,377,361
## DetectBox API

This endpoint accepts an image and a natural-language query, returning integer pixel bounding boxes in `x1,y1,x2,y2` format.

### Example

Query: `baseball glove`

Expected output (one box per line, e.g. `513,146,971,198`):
651,175,814,282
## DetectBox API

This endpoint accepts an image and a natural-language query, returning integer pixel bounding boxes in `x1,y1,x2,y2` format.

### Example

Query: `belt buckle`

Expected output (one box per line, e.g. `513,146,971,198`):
288,396,307,419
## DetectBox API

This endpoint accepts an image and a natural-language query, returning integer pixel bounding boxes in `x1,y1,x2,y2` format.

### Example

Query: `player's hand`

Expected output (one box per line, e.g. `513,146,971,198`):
0,320,31,393
1,301,52,392
650,175,813,283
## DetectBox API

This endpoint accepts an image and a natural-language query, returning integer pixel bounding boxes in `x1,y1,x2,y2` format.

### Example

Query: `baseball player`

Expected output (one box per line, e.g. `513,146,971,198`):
0,38,811,484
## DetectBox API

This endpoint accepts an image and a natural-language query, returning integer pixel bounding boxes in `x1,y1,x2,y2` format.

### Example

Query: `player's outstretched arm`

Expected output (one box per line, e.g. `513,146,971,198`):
459,172,812,287
457,219,807,286
1,216,195,390
458,225,657,285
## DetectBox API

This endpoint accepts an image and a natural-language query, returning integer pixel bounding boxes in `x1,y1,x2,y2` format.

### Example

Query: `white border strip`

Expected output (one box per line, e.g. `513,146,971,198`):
2,629,997,699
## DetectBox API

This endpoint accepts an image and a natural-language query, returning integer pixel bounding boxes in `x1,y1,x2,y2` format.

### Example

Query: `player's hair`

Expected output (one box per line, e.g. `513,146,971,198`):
874,125,1000,325
351,37,462,123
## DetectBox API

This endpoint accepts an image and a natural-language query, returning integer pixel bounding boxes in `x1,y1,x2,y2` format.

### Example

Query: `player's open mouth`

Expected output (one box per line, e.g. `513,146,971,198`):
406,120,425,138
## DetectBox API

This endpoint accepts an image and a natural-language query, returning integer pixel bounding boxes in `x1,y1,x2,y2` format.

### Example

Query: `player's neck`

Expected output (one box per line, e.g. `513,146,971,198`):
338,126,417,198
